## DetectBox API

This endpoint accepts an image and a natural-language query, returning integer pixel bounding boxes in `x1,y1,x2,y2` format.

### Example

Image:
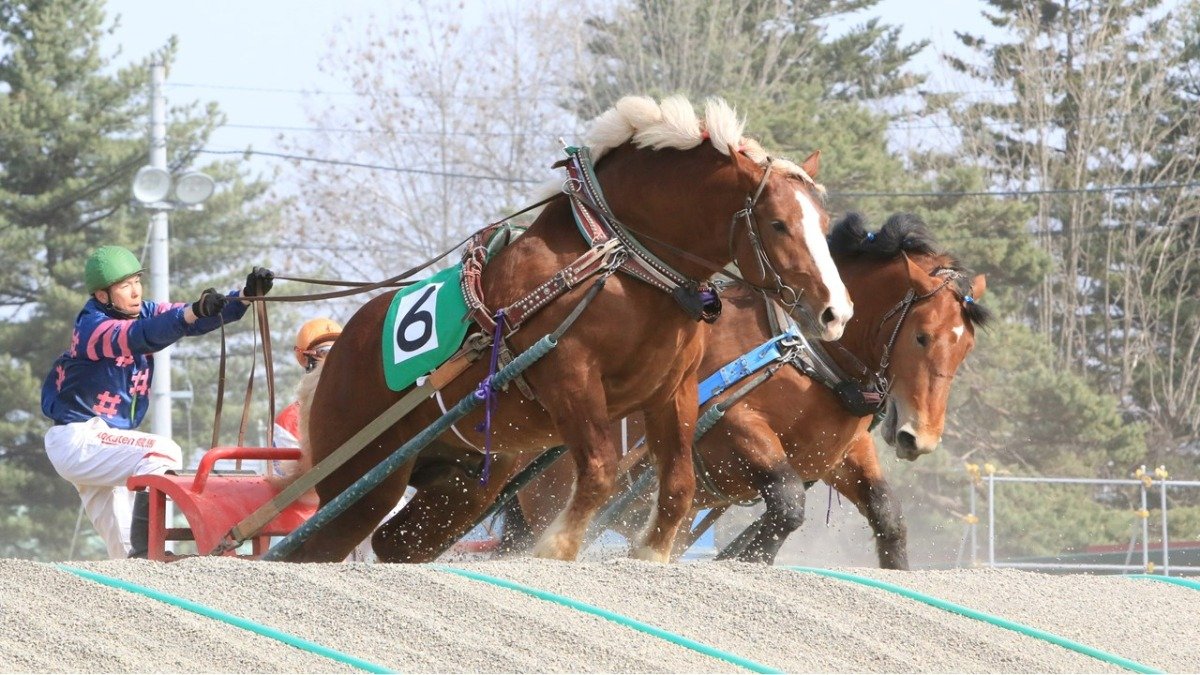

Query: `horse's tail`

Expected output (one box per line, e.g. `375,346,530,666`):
295,360,323,477
265,361,323,506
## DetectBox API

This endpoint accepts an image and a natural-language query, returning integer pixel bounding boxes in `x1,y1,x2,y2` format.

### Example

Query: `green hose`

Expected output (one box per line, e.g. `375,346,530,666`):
785,567,1159,674
432,564,780,674
56,564,392,674
1128,574,1200,591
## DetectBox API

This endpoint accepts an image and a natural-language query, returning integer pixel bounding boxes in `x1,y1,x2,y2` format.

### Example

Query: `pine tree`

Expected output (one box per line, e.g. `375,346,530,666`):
0,0,283,559
945,1,1199,405
567,0,928,215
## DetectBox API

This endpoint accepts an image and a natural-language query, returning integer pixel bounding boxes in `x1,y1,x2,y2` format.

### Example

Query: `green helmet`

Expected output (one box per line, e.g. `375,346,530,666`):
84,246,144,292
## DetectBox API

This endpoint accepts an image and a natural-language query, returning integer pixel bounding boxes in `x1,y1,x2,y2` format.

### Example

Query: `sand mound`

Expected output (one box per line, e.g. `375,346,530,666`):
1,558,1195,673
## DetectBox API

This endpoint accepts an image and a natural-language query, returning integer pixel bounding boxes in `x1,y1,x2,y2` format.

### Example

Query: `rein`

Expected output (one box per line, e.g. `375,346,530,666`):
205,195,555,452
237,195,555,305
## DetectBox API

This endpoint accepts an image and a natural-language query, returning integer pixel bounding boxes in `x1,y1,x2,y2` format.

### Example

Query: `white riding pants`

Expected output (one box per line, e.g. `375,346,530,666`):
45,417,182,559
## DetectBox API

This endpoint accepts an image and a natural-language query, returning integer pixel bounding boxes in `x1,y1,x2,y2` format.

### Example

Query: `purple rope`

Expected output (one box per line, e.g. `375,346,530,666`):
825,483,842,526
473,310,506,484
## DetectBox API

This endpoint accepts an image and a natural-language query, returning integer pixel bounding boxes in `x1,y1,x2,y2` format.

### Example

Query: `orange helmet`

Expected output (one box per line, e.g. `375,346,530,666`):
293,317,342,369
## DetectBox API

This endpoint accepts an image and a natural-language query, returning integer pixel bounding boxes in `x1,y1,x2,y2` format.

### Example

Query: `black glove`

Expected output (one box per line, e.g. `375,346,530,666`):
192,288,227,318
243,266,274,297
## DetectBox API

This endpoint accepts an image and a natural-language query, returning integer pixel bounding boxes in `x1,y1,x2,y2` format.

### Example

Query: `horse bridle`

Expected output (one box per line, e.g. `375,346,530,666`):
727,160,826,332
836,260,962,395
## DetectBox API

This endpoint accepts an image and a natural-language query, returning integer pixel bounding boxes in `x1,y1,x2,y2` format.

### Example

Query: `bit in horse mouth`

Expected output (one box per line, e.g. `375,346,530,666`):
881,399,899,447
787,303,824,340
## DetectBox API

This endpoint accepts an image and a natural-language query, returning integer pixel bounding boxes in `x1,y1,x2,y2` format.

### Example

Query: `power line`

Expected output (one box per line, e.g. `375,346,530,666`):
214,107,1172,137
197,149,1199,197
167,79,1019,102
167,82,359,97
167,82,562,102
222,123,574,138
196,148,541,184
835,181,1200,198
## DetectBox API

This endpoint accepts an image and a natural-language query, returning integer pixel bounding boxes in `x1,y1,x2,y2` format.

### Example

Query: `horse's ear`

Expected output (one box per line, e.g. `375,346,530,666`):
801,150,821,179
970,274,987,299
727,143,740,167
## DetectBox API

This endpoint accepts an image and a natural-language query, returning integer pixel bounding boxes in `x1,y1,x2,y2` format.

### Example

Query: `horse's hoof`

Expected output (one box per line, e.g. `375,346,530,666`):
630,545,669,563
531,538,577,561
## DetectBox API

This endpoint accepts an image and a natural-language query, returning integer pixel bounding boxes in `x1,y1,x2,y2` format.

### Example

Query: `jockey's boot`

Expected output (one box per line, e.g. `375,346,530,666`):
128,490,150,559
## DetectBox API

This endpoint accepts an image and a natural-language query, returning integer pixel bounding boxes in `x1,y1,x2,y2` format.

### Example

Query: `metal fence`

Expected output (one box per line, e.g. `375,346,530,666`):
959,464,1200,576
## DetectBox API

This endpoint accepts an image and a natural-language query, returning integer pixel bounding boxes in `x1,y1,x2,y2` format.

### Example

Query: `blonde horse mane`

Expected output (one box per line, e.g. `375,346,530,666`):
296,360,322,469
264,361,322,504
534,95,821,202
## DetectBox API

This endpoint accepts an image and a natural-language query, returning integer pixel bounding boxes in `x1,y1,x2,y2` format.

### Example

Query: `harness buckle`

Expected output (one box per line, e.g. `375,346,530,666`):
600,242,629,272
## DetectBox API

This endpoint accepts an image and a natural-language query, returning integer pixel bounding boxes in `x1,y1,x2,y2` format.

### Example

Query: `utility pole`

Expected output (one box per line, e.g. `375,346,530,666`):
148,61,173,439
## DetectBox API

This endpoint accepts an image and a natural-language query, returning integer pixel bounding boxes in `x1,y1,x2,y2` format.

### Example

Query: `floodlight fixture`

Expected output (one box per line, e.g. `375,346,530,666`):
173,172,216,205
131,166,172,204
131,166,216,209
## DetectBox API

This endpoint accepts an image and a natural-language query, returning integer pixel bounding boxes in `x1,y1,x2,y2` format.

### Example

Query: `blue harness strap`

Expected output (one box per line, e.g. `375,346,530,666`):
697,324,801,406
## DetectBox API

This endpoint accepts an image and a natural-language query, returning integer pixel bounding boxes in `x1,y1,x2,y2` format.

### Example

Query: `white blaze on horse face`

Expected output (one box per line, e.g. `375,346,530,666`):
951,324,965,342
794,188,852,338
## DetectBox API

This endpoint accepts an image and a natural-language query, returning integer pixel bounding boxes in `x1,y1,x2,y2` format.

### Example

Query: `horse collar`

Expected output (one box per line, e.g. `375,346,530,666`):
562,146,724,323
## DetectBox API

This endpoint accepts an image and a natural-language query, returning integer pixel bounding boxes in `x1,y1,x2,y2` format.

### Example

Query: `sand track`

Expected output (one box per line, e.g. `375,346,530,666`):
1,558,1194,673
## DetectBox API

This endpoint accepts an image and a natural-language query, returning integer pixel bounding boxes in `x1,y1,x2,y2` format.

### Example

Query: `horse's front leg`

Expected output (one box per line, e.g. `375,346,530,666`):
634,386,700,562
826,433,909,569
532,388,620,561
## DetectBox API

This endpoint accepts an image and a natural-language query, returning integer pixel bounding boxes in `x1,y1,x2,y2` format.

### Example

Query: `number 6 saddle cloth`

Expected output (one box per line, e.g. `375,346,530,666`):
381,262,472,392
382,223,529,396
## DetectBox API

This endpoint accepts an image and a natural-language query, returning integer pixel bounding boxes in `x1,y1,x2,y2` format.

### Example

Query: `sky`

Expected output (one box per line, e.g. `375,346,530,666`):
102,0,997,184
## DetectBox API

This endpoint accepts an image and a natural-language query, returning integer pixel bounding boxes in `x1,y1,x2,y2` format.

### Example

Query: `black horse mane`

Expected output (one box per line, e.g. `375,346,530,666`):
829,212,992,327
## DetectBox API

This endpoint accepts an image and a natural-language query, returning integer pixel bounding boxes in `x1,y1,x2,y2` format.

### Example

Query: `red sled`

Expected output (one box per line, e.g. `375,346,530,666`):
126,447,316,561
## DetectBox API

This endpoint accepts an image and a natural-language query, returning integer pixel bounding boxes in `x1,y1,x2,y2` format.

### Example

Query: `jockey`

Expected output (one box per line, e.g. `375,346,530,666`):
41,245,274,559
272,317,342,451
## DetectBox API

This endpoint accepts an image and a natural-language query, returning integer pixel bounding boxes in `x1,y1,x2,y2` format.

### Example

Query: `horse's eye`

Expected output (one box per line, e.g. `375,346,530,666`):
916,333,930,347
771,220,787,233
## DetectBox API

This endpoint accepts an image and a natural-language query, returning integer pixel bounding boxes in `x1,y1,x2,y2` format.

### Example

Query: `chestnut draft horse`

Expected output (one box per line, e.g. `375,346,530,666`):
502,212,990,567
286,96,852,563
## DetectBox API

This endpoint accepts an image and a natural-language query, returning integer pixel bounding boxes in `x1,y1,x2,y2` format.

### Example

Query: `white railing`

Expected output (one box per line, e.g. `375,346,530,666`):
958,465,1200,576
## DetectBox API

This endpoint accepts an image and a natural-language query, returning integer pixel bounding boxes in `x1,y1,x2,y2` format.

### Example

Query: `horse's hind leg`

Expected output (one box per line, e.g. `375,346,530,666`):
285,467,413,562
498,496,536,556
633,391,699,562
826,434,908,569
709,414,804,564
373,452,519,563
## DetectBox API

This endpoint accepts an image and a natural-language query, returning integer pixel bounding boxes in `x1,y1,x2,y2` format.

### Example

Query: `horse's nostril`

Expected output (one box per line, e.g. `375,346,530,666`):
897,430,916,448
821,307,836,325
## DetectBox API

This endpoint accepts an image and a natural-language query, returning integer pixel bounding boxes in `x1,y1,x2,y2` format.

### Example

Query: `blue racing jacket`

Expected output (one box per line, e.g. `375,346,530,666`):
41,293,249,429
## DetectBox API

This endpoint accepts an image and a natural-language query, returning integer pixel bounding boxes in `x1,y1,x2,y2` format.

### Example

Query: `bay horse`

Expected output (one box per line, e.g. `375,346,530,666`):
502,212,990,567
287,95,852,563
